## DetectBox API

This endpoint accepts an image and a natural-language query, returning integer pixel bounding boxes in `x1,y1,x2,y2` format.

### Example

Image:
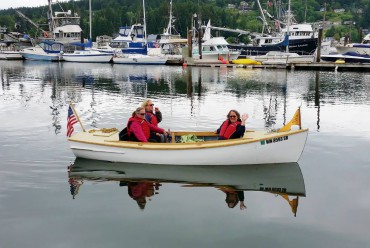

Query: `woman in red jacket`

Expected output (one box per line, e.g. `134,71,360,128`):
216,109,248,140
127,107,167,142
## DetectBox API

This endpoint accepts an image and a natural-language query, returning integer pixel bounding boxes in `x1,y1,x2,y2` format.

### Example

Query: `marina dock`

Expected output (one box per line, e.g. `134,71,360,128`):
184,61,370,72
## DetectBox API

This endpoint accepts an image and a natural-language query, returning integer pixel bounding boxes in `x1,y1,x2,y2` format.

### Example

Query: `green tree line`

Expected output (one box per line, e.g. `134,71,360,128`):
0,0,369,42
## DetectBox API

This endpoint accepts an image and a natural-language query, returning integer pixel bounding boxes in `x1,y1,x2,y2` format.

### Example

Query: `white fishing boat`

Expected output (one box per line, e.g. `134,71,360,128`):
62,49,113,63
69,159,306,196
192,36,240,61
228,0,318,57
15,0,83,47
192,21,240,61
68,108,308,165
20,41,64,61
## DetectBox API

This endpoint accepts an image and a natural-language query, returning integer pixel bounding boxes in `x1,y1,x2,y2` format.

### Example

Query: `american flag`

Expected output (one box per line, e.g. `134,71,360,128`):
67,105,78,137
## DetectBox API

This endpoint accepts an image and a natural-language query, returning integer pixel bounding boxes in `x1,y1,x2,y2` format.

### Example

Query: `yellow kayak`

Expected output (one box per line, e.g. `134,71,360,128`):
232,58,262,65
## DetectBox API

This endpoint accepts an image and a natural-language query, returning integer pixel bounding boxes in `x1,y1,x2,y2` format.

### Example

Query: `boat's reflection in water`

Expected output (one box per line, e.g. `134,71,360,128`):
68,159,306,215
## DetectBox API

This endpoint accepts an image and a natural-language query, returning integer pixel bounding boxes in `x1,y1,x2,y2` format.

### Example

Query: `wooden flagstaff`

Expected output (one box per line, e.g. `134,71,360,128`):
298,106,302,130
70,101,86,132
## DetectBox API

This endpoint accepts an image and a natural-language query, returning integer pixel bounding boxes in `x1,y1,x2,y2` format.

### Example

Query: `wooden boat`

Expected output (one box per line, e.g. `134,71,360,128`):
69,158,306,196
68,108,308,165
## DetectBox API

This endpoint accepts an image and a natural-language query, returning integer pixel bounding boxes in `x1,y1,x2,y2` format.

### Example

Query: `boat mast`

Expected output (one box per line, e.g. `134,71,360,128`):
89,0,92,40
256,0,271,34
47,0,55,37
285,0,291,53
164,0,173,35
143,0,147,45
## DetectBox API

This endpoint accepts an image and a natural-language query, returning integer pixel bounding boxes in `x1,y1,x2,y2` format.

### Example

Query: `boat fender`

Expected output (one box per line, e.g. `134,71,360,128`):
43,32,48,38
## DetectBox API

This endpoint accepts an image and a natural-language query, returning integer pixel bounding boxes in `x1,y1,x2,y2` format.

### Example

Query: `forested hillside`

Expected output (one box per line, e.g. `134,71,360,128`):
0,0,369,42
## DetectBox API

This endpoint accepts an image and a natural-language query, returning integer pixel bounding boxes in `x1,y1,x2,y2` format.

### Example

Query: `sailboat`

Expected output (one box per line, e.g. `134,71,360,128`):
112,0,167,65
155,0,187,64
61,0,113,63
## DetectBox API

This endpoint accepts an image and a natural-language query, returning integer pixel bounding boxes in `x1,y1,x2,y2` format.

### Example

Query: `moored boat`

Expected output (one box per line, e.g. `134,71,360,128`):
62,49,113,63
112,53,167,65
335,34,370,56
253,51,315,64
320,52,370,63
20,40,64,61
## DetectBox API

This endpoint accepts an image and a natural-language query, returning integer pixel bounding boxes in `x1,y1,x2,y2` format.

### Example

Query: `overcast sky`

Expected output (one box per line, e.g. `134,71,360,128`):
0,0,70,11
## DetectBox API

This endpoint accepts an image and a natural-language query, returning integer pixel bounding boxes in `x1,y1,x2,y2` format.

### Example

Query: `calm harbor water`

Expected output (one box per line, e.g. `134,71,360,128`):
0,60,369,248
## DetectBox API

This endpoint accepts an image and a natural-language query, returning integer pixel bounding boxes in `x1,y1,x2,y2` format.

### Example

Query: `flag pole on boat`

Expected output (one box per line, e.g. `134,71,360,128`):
70,101,86,132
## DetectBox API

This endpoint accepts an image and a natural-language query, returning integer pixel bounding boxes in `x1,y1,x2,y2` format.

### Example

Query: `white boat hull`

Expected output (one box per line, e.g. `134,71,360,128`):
0,51,23,60
193,51,240,61
113,54,167,65
62,51,113,63
253,52,315,64
69,129,308,165
20,47,62,61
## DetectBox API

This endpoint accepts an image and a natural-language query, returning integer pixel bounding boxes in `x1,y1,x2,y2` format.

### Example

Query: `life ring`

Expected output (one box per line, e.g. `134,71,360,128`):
43,32,48,38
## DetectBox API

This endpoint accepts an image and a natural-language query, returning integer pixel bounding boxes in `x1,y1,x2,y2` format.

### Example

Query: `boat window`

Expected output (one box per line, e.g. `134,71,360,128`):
123,28,130,37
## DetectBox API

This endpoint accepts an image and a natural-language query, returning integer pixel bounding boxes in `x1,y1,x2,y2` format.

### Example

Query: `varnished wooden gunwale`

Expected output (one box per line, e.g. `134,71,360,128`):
68,129,308,151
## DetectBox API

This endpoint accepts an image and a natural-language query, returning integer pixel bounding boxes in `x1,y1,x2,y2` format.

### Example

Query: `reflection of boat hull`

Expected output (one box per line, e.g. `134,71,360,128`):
68,129,308,165
69,158,306,196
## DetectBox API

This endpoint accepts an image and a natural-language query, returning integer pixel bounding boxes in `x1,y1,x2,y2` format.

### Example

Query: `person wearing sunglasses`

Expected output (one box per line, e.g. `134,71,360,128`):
141,99,165,142
141,99,162,126
216,109,248,140
126,107,168,142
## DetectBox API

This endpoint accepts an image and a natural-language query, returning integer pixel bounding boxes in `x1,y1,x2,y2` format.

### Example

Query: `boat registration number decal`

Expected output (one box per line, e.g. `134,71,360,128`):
260,136,288,145
259,187,287,193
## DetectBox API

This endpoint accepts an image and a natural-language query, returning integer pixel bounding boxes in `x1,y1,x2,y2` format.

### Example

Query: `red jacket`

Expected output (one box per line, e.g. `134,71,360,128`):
145,111,161,126
127,116,164,142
